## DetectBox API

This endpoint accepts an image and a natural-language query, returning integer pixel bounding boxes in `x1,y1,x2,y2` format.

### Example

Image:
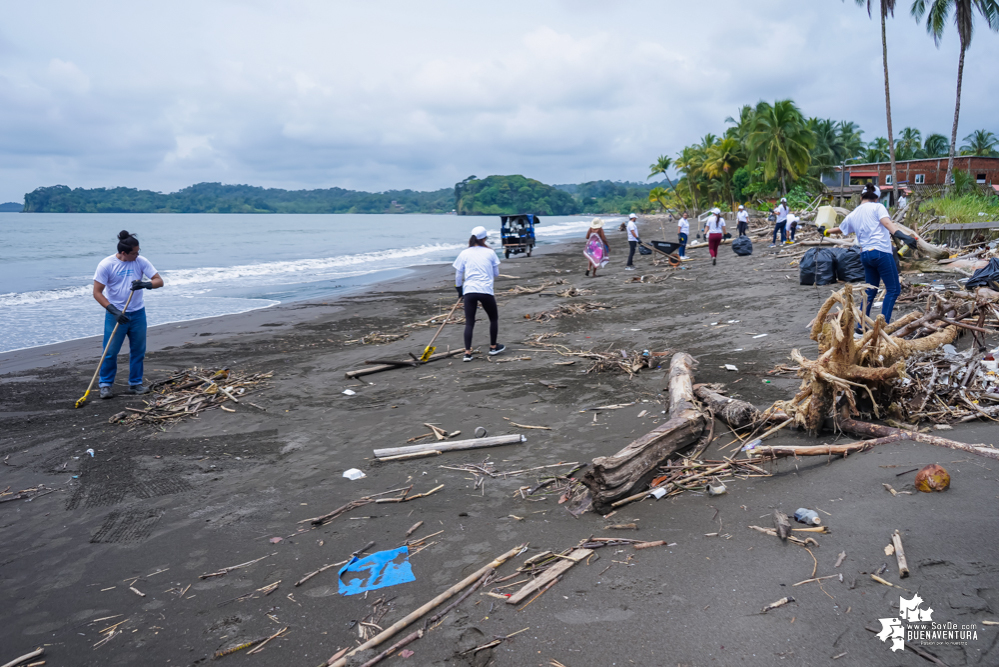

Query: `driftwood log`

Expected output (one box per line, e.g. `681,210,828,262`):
839,419,999,460
693,384,761,429
581,353,707,511
373,434,525,459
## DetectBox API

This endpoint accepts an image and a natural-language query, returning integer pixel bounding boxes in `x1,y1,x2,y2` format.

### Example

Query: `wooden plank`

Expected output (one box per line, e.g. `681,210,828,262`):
373,434,525,459
505,548,592,604
926,221,999,232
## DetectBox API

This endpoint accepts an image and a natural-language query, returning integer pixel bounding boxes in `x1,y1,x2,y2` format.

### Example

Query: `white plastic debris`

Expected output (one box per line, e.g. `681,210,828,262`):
741,438,762,452
342,389,356,396
85,448,95,457
707,482,727,496
343,468,366,480
724,364,739,371
650,488,668,499
752,334,768,339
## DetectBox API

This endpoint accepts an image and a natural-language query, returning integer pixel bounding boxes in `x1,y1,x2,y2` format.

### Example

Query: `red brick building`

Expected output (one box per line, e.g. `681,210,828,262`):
825,156,999,204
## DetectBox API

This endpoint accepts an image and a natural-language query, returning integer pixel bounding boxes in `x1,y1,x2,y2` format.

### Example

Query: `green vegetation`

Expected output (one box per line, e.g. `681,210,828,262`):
23,183,455,214
0,202,23,212
556,180,669,214
455,175,578,215
921,190,999,224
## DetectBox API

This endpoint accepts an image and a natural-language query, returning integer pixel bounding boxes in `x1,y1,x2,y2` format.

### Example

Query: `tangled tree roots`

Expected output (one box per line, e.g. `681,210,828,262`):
776,285,961,435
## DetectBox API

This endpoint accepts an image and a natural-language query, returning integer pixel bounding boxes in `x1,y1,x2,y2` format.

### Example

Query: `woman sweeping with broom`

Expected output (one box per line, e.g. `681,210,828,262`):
453,226,505,362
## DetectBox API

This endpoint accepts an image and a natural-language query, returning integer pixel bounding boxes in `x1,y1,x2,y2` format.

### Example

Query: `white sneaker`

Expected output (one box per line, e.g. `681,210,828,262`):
624,266,636,271
463,353,474,362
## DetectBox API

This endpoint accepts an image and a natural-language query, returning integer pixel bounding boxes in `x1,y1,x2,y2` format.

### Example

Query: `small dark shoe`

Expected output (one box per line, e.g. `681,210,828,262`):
128,384,150,395
488,344,506,356
99,386,114,399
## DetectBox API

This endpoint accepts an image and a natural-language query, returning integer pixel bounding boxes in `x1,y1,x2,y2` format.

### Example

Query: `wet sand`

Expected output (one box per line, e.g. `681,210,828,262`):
2,220,997,666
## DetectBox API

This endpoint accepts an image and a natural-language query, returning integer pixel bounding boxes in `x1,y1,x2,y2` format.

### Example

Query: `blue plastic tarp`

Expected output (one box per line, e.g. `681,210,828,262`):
338,546,415,596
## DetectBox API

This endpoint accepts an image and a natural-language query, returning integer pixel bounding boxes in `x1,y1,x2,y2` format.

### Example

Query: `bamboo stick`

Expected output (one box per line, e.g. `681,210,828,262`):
892,530,910,579
373,434,525,459
324,544,526,667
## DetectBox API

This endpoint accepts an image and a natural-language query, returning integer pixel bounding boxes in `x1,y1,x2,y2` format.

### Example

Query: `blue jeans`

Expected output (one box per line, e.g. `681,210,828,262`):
99,307,147,387
772,221,786,244
861,250,901,324
677,233,688,257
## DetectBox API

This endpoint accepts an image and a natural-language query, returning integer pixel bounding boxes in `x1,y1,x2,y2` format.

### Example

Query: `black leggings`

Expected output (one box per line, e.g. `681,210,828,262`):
463,293,499,350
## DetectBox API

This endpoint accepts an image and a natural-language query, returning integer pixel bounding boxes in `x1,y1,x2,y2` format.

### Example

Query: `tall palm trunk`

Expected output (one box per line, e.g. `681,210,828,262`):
945,42,966,192
881,9,899,203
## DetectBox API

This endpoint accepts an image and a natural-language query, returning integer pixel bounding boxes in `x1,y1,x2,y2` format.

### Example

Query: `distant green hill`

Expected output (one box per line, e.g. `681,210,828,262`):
554,180,672,214
454,175,579,216
0,202,23,212
23,183,455,214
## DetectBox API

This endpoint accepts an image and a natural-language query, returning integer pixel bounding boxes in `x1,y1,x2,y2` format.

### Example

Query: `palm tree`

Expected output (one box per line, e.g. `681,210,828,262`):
648,155,677,192
959,129,999,156
674,146,703,215
838,121,867,160
746,99,816,195
703,137,746,210
855,0,901,198
725,105,756,143
863,137,891,163
808,118,846,180
896,127,923,159
648,186,670,212
923,133,951,156
912,0,999,191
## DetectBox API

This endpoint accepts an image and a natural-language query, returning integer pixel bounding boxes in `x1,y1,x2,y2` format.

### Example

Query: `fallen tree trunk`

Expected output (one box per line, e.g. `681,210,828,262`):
581,353,706,511
839,419,999,461
693,384,761,429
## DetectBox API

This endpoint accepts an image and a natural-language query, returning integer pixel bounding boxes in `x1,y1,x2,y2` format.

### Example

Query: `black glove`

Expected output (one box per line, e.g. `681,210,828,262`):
817,226,826,237
455,285,463,298
892,230,918,250
105,304,130,325
131,279,153,290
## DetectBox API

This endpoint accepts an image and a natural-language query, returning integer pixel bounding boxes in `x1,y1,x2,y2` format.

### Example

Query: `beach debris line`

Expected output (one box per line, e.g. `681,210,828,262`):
344,331,409,345
108,367,272,425
525,338,671,376
529,301,613,323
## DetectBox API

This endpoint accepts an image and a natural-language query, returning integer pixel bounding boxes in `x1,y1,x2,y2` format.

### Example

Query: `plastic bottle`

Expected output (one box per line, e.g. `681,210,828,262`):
794,508,821,525
741,438,762,452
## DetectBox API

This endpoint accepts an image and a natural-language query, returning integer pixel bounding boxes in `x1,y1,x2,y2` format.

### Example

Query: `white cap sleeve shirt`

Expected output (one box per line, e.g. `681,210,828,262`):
626,220,640,242
678,218,690,234
453,247,501,295
737,211,749,223
706,216,725,235
775,204,789,222
838,202,892,254
94,255,158,311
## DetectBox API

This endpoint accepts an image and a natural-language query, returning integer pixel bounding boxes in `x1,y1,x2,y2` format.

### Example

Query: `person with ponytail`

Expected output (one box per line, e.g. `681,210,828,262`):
91,231,164,398
824,184,917,328
452,226,504,362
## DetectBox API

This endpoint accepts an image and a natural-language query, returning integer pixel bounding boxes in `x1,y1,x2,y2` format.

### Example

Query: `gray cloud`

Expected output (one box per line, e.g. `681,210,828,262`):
0,0,996,202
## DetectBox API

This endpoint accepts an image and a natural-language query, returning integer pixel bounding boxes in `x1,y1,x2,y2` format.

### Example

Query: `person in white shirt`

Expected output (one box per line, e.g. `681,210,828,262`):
736,205,749,237
453,226,505,362
702,207,726,266
677,212,690,258
92,230,164,398
771,197,789,246
785,212,798,243
897,193,908,209
825,183,917,327
625,213,642,270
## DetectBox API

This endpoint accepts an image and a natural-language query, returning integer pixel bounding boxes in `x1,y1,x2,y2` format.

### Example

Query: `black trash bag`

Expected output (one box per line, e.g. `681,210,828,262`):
833,246,866,283
800,248,818,285
638,244,652,255
965,258,999,291
732,236,753,256
815,248,837,285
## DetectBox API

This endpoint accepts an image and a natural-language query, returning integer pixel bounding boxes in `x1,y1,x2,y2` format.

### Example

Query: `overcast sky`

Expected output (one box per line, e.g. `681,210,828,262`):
1,0,997,202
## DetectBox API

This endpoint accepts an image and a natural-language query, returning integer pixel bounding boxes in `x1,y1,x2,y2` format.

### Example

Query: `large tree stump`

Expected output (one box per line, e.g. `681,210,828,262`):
581,353,706,511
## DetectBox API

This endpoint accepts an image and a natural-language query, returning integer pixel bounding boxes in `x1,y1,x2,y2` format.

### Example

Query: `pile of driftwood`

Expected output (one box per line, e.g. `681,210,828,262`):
529,302,612,322
773,284,999,434
344,331,410,345
890,346,999,423
301,484,444,527
108,367,271,425
0,483,57,505
524,339,669,377
502,278,567,295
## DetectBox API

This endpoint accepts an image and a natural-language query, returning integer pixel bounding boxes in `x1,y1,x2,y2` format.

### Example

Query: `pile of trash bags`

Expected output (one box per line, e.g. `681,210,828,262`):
800,246,865,286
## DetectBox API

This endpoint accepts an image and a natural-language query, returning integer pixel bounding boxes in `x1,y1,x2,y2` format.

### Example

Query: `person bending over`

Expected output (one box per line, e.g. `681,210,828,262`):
824,184,917,328
92,230,164,398
453,226,505,362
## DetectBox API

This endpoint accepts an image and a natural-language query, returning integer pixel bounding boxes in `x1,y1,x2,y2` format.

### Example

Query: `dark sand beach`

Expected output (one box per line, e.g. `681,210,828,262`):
2,220,997,666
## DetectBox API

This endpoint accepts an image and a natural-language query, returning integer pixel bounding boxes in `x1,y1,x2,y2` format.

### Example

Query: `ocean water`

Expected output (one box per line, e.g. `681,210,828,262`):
0,213,611,353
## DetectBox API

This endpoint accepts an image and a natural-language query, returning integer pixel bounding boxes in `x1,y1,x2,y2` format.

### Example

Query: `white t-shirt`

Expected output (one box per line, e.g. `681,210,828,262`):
453,246,501,296
705,215,725,235
785,213,798,231
678,218,690,235
898,196,908,208
775,203,789,222
94,255,158,311
626,219,640,242
737,210,749,223
839,202,893,254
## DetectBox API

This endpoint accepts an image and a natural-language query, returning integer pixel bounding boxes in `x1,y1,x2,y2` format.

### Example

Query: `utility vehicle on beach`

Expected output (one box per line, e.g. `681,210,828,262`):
500,214,540,259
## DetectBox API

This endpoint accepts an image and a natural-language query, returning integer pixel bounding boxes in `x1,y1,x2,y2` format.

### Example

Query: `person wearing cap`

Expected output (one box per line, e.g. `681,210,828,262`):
736,205,749,237
785,210,798,243
677,212,690,258
823,183,917,328
703,207,726,266
771,197,789,246
584,218,610,277
452,226,505,362
625,213,642,270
